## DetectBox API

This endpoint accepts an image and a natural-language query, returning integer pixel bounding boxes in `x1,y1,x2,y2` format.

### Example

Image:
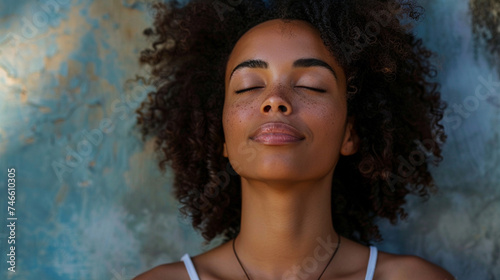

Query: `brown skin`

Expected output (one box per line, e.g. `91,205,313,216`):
135,19,455,280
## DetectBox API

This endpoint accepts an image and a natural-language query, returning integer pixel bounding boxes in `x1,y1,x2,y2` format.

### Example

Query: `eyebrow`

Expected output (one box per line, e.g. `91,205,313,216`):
229,58,338,81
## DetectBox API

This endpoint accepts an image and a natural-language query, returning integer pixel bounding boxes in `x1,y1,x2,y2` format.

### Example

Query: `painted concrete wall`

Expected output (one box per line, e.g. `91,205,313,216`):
0,0,498,279
377,1,500,279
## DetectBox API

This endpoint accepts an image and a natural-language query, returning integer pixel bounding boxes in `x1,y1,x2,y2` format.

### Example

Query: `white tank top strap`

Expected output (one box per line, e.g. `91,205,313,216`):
180,247,377,280
181,253,201,280
365,246,378,280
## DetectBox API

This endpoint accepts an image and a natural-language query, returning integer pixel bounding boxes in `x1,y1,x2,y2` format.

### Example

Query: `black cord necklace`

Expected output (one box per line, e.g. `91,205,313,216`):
232,232,341,280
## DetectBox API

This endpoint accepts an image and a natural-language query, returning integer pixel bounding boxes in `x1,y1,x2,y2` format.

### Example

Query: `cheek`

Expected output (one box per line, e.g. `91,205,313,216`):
298,93,342,125
302,97,346,145
223,98,258,142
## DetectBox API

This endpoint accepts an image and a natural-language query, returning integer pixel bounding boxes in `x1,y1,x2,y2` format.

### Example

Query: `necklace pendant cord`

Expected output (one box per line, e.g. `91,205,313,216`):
232,232,341,280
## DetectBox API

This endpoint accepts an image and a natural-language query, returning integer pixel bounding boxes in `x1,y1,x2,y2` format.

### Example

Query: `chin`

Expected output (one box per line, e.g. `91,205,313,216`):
237,165,302,182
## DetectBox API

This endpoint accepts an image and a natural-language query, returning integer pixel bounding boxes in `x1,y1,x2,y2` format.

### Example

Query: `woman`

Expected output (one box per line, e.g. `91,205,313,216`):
134,0,455,279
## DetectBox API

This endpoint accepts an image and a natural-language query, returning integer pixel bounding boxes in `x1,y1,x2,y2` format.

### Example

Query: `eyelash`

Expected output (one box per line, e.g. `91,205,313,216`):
235,86,262,94
235,86,326,94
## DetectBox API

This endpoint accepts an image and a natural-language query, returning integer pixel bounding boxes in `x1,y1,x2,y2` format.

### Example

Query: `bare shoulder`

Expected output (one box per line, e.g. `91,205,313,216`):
377,251,456,280
133,261,189,280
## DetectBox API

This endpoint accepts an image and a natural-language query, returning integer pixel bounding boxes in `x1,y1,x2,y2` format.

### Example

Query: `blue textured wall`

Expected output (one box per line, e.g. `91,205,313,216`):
0,0,498,279
377,1,500,279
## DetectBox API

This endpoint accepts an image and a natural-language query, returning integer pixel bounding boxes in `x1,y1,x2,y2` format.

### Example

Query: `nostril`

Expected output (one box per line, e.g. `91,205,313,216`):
264,105,271,112
279,105,287,113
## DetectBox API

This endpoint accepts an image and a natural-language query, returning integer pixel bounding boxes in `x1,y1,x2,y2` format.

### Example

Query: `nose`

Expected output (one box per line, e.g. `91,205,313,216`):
260,85,293,115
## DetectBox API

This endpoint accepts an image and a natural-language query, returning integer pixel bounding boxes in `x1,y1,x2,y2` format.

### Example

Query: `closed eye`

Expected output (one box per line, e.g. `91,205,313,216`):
297,86,327,93
235,86,326,94
235,86,264,94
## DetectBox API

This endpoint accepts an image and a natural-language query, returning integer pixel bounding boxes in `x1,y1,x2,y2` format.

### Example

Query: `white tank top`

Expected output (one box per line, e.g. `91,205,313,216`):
181,246,378,280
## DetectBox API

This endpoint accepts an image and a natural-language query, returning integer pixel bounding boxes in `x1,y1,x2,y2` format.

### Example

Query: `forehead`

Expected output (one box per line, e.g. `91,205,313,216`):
239,18,320,41
225,19,340,83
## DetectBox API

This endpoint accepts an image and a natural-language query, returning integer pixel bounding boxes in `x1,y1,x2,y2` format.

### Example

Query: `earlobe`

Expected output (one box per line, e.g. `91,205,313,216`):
340,118,359,156
223,142,228,157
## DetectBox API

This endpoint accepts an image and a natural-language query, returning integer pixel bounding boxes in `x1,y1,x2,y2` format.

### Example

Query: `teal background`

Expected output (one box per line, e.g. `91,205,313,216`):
0,0,498,279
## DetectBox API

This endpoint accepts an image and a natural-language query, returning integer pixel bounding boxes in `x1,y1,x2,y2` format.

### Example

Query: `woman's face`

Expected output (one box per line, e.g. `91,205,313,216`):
223,19,358,184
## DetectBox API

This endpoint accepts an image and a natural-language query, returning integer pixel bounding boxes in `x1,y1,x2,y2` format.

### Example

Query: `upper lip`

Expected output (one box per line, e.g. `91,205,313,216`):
250,122,305,140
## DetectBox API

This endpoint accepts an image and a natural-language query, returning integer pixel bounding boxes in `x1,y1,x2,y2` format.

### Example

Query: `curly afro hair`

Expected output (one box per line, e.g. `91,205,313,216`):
136,0,447,245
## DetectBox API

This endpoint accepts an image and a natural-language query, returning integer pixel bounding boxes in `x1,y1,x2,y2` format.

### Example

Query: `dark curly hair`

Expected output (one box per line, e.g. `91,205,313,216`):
135,0,447,246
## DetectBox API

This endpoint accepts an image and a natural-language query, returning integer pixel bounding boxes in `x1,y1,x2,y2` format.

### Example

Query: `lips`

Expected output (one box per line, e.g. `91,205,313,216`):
250,122,305,145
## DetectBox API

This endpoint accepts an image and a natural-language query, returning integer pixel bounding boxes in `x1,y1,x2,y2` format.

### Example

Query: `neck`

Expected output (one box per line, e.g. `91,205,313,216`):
234,174,340,279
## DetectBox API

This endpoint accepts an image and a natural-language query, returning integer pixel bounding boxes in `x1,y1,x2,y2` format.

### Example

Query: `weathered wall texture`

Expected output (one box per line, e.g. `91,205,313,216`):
378,1,500,279
0,0,498,279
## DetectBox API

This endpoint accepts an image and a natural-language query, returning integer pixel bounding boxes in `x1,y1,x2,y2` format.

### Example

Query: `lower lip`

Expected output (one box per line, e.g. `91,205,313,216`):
251,133,304,145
